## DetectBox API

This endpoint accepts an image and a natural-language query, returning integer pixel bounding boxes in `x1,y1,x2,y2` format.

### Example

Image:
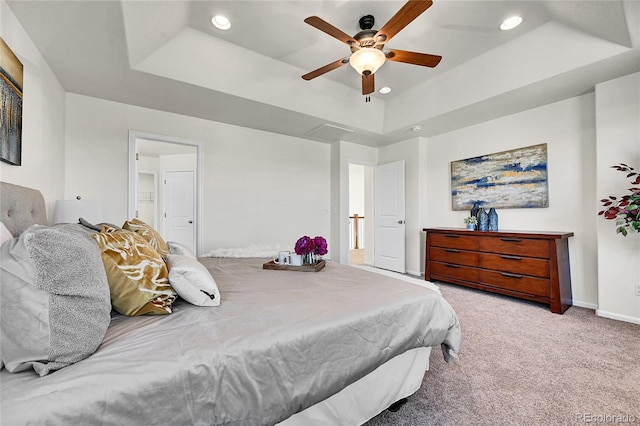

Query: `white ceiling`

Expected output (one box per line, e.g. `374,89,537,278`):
7,0,640,147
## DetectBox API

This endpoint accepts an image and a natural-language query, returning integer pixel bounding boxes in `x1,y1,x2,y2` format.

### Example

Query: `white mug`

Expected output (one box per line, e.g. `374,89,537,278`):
289,254,303,266
274,251,290,265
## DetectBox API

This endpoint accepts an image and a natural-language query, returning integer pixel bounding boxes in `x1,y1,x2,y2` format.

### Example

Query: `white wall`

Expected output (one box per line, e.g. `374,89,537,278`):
423,94,599,309
595,72,640,324
0,0,66,220
64,94,330,254
349,164,365,217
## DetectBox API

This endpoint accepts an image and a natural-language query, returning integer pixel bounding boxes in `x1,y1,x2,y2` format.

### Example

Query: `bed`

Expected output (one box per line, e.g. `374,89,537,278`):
0,181,461,425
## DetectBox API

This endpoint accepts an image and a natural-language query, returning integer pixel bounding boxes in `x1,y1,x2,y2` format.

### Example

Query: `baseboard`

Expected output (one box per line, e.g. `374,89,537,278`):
572,300,598,310
596,309,640,325
406,269,422,278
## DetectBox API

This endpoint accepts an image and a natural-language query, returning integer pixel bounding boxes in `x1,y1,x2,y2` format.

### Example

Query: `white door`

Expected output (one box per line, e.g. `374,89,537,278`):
163,170,196,252
374,161,406,273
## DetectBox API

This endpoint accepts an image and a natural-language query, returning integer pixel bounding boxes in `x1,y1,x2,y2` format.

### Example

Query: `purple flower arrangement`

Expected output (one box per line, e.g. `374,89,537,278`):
294,235,328,256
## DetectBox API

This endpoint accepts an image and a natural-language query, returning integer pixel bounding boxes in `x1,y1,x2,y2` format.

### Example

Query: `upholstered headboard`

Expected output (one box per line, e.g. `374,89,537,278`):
0,182,48,236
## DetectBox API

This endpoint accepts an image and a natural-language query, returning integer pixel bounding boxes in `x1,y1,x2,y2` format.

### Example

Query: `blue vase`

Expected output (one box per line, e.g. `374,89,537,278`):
478,209,489,231
488,208,498,231
470,201,481,220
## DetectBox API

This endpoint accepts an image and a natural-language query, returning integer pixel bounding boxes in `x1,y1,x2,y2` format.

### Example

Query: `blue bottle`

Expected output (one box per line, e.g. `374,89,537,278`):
478,209,489,231
488,208,498,231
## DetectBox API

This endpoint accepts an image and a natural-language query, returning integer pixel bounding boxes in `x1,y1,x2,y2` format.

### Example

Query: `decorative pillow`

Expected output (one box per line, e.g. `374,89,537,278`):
122,218,169,258
0,222,13,245
79,218,122,233
165,254,220,307
168,241,197,259
0,224,111,376
92,227,176,316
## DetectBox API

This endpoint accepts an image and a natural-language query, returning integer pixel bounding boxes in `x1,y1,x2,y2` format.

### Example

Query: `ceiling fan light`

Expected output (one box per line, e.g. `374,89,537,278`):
349,48,386,76
500,15,522,31
211,15,231,30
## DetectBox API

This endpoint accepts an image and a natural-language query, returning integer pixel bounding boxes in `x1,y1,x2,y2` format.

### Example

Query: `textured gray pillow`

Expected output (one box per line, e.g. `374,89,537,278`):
0,224,111,376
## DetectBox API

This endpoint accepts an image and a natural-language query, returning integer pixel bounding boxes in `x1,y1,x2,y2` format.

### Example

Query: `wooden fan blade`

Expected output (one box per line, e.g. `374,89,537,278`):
375,0,433,45
304,16,358,46
362,74,375,95
302,58,348,80
386,49,442,67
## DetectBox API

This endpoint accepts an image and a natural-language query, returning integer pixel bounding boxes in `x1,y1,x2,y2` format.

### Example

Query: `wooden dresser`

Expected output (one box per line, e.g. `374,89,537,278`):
424,228,573,314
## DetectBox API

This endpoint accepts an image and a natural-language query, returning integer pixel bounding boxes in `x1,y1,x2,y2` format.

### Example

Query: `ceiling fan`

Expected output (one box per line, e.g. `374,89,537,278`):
302,0,442,101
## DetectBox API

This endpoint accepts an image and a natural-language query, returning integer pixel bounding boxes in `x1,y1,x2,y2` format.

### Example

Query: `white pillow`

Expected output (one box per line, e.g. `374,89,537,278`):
165,254,220,307
1,222,13,246
167,241,197,259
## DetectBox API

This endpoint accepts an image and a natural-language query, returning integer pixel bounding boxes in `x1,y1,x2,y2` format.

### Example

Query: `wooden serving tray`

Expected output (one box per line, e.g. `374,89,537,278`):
263,260,326,272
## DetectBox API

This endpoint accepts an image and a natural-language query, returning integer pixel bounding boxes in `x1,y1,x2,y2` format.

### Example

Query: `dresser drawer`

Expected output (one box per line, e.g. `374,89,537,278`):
431,261,479,282
479,270,550,297
430,247,478,267
479,236,549,258
479,253,550,278
430,233,478,251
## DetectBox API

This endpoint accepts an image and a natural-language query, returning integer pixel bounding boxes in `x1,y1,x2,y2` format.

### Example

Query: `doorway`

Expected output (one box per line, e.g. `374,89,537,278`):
347,160,406,273
128,131,203,255
348,163,374,266
137,171,158,228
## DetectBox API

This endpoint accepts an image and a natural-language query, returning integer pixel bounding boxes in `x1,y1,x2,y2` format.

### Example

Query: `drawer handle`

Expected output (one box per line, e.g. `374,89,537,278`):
445,249,460,253
445,264,460,269
501,255,522,261
500,238,522,243
501,272,523,279
444,234,460,239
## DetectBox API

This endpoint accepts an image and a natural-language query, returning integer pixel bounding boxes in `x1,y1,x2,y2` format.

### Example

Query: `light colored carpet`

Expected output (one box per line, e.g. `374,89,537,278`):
364,282,640,426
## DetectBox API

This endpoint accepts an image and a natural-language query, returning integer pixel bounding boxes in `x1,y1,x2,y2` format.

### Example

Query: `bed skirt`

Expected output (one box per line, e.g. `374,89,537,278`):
279,347,432,425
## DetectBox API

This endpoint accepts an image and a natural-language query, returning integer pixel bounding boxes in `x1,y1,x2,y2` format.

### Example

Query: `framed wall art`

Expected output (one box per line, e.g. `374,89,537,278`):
451,143,549,210
1,37,23,166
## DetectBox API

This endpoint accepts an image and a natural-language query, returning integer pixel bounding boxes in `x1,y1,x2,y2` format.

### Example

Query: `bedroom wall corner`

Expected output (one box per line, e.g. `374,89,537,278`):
595,72,640,324
423,94,599,310
0,0,66,219
64,94,331,254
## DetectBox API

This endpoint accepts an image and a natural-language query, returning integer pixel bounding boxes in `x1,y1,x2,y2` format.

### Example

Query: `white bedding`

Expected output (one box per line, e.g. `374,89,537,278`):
1,258,460,425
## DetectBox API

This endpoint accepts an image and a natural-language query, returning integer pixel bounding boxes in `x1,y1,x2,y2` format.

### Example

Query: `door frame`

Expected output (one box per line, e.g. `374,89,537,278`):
128,130,204,256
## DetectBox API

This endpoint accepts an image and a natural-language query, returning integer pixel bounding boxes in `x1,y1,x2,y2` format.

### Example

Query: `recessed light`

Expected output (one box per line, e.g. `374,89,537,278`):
379,86,392,94
500,15,522,31
410,125,422,132
211,15,231,30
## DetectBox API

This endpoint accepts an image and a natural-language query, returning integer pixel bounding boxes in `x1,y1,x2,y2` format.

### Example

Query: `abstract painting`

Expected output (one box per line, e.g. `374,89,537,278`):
1,37,23,166
451,143,549,210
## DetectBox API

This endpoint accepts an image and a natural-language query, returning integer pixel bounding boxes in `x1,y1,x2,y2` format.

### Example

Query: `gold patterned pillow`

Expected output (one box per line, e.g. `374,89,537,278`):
122,218,169,258
92,228,176,316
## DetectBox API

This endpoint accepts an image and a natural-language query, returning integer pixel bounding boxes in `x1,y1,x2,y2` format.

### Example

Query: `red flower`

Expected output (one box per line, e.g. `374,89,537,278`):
294,236,315,255
314,236,328,256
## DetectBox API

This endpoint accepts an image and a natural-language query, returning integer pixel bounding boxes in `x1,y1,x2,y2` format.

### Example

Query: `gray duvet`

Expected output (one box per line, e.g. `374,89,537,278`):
1,258,460,426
